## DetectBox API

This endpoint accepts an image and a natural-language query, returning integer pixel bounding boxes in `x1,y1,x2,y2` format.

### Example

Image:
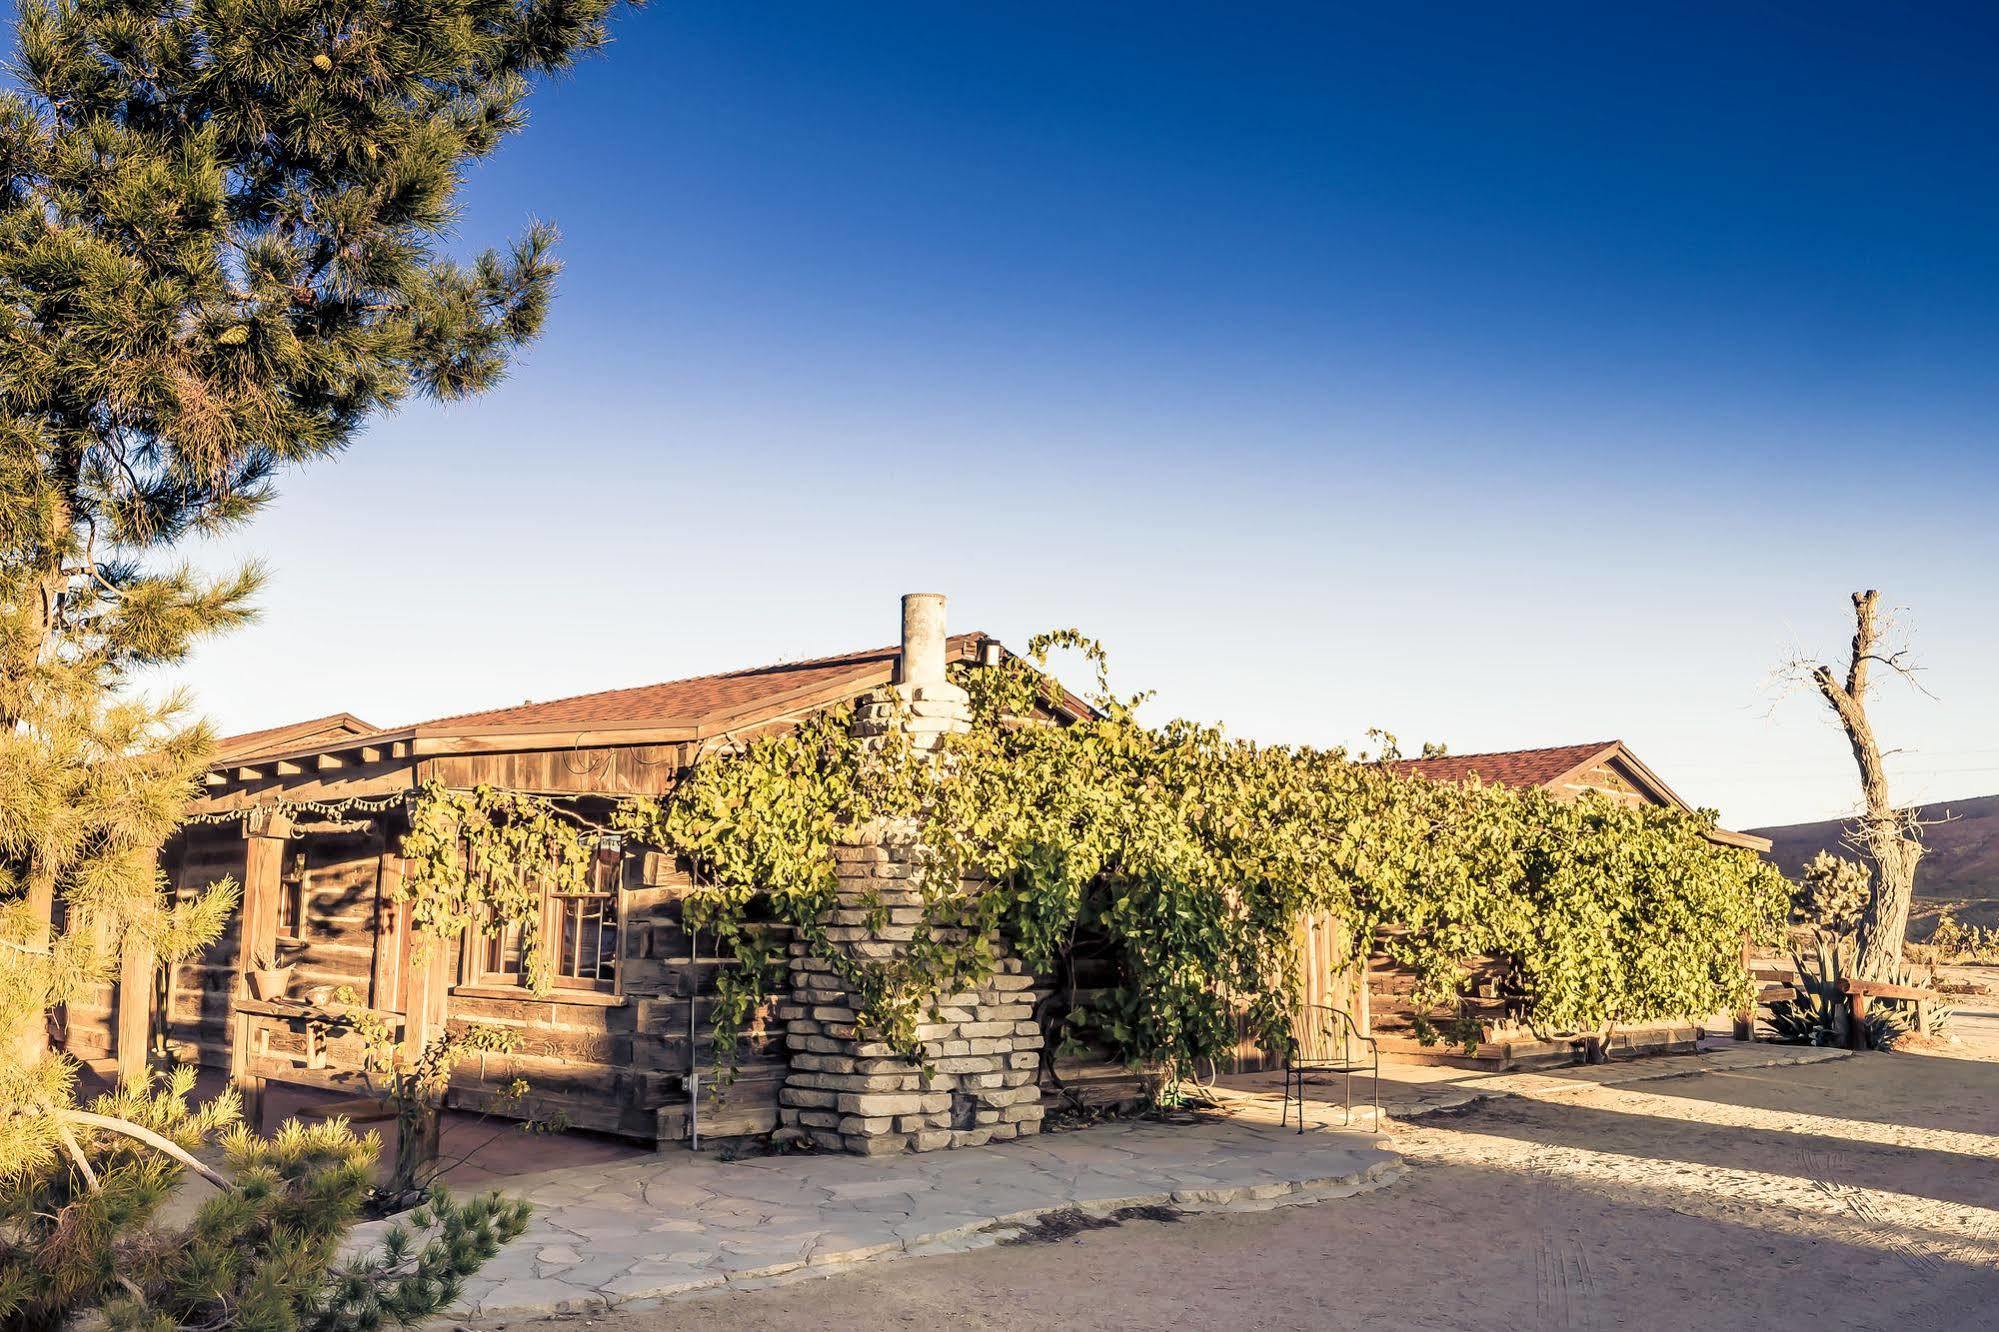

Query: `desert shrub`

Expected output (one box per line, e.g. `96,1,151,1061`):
1795,851,1871,938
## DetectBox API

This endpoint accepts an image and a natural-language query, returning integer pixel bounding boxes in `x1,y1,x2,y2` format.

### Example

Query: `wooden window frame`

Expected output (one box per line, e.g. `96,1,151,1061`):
458,838,624,996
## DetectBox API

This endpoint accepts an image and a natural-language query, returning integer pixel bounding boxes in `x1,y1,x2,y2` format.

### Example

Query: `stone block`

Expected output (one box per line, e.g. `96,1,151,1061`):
850,1134,911,1157
955,1021,1015,1038
837,1092,927,1117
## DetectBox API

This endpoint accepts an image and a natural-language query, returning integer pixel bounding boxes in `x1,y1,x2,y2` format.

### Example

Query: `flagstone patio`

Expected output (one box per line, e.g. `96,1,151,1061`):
359,1112,1401,1319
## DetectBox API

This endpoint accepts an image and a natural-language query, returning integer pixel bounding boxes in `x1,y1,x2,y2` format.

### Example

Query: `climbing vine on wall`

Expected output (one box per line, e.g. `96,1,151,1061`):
402,636,1792,1088
396,781,595,994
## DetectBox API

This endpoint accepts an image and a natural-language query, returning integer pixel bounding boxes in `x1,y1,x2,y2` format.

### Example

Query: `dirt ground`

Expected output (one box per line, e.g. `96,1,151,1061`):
487,1044,1999,1332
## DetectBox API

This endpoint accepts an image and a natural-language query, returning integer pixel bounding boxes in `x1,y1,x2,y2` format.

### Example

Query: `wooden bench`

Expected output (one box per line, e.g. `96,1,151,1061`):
1834,978,1941,1049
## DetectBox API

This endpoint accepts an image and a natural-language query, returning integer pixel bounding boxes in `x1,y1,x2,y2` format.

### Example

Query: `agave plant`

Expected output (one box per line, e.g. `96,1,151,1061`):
1766,933,1948,1048
1766,933,1853,1047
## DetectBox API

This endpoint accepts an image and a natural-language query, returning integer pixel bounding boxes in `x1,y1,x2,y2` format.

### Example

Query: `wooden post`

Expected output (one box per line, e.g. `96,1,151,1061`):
116,931,156,1088
1847,991,1869,1051
232,808,290,1131
370,843,405,1011
1733,934,1756,1043
115,841,164,1088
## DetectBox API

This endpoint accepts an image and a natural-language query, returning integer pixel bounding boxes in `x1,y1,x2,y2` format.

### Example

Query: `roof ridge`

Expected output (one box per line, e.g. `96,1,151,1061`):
398,631,987,732
1389,739,1620,765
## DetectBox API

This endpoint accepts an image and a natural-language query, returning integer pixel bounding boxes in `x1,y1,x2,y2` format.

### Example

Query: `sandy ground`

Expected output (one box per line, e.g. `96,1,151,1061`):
484,1048,1999,1332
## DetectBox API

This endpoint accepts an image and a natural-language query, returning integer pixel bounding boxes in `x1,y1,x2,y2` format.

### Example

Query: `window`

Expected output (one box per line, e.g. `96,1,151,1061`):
464,838,622,994
475,914,526,983
552,839,621,991
276,853,307,939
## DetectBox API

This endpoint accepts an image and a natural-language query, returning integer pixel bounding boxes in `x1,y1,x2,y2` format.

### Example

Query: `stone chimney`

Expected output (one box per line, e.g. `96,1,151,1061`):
774,593,1047,1155
895,592,948,687
854,592,970,751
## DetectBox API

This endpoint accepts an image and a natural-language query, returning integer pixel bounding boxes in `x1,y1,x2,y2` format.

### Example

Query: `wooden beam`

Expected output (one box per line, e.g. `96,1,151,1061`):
358,746,383,763
231,822,287,1131
235,766,264,781
203,773,228,787
371,849,405,1011
315,752,345,771
116,847,163,1088
408,725,698,756
275,760,303,776
390,741,410,759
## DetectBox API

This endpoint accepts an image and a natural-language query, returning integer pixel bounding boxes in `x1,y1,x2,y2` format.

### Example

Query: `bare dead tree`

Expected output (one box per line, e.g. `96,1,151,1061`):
1788,590,1928,980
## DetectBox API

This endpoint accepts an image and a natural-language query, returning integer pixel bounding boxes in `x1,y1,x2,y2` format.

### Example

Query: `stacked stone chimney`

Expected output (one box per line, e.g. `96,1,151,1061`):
774,594,1046,1155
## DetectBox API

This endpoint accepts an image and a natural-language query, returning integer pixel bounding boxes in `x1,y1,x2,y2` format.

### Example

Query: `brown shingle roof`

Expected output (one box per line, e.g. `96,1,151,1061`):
399,633,990,735
1384,741,1621,790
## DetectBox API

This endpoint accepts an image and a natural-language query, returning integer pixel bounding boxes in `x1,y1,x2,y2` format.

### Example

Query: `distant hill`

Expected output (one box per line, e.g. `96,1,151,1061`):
1751,794,1999,905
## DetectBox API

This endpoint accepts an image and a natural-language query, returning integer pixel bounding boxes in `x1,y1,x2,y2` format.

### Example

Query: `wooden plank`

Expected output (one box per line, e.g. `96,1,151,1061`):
116,928,155,1087
371,850,405,1011
232,825,286,1129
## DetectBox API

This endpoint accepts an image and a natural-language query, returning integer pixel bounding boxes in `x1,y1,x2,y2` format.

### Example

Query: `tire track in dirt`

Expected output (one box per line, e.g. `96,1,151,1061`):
1526,1146,1600,1329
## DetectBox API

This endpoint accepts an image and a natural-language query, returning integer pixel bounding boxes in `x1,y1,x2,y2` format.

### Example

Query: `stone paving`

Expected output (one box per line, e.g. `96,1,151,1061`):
366,1113,1400,1319
357,1042,1847,1322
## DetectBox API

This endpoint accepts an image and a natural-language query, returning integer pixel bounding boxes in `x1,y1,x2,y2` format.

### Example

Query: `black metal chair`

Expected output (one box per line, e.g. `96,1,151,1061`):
1281,1004,1379,1133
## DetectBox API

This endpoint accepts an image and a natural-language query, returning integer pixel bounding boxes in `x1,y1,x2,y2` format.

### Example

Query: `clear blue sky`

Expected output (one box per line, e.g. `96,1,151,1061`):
165,1,1997,829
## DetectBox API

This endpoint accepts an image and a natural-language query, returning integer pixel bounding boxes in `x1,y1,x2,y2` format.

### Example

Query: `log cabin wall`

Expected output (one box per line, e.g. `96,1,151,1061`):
1549,758,1651,808
71,779,795,1145
432,843,791,1141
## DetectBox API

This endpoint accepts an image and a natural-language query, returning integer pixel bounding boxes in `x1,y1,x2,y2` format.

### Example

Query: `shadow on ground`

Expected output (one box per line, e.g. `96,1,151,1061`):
482,1051,1999,1332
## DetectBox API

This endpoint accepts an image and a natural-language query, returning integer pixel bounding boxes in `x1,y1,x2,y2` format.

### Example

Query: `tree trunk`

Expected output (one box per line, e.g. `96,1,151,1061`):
1809,590,1924,982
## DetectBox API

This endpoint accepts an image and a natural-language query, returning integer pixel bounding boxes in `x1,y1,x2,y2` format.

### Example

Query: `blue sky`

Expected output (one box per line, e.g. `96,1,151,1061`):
165,2,1996,828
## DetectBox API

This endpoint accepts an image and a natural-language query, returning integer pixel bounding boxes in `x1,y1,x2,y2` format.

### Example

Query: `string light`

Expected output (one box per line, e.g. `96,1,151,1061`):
183,788,626,837
182,792,412,826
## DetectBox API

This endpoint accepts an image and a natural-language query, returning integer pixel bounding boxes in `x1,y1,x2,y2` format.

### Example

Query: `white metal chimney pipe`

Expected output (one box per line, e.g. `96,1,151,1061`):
897,593,948,687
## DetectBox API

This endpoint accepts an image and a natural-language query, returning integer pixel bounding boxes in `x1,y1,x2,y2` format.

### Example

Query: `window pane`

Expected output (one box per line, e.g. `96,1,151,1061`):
556,895,616,985
480,916,523,980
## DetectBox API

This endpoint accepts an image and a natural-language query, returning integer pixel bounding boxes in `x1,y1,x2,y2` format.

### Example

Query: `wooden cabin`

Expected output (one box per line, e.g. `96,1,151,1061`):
60,630,1087,1143
62,630,1778,1126
1366,740,1773,1065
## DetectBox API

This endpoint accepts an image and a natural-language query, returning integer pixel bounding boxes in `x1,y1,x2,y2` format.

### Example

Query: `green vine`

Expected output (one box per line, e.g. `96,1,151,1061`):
396,781,594,994
396,636,1792,1092
624,633,1788,1087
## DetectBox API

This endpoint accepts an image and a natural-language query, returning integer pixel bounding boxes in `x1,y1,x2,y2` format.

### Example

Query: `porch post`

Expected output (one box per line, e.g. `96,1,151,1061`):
115,840,164,1087
232,808,290,1129
115,930,156,1088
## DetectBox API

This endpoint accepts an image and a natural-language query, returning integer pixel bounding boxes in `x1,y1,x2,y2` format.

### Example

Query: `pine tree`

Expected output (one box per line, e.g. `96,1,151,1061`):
0,0,618,1320
0,1066,532,1330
